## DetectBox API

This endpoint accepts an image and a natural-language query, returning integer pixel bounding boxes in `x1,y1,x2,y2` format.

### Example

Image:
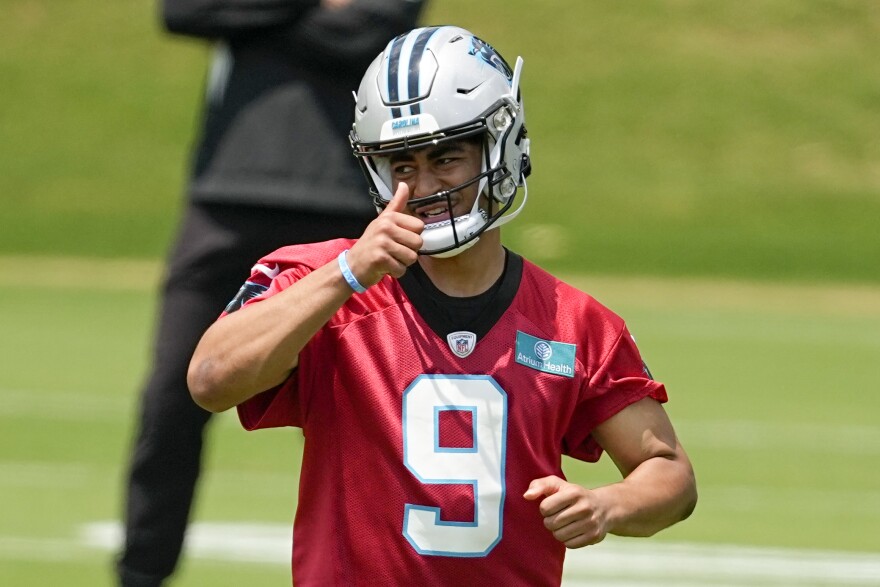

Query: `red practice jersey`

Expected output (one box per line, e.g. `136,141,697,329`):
232,239,667,586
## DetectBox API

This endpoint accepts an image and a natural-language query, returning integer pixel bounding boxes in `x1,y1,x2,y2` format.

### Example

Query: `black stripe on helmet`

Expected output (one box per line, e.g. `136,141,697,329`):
406,27,439,115
386,33,406,119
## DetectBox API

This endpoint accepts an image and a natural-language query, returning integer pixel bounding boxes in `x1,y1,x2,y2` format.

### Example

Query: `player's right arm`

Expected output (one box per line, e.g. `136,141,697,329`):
187,183,422,413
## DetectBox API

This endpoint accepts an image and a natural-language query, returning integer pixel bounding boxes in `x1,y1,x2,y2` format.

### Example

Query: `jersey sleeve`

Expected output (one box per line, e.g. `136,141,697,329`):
237,377,302,430
221,240,352,317
564,325,668,462
230,265,310,429
224,239,358,429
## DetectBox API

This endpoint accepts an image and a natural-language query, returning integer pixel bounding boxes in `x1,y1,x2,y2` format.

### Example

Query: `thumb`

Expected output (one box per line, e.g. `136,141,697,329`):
523,475,564,501
382,182,411,215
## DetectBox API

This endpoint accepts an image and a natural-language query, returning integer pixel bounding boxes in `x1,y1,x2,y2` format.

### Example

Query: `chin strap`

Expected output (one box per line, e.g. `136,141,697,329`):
424,177,528,259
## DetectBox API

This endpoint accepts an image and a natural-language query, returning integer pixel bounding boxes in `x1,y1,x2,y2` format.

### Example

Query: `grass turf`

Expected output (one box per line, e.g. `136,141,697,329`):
2,1,879,282
1,262,877,585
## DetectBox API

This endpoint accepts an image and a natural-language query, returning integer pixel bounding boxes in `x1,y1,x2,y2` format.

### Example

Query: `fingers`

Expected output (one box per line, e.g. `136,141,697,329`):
372,184,424,258
377,240,420,278
525,477,608,549
377,182,423,239
345,182,424,286
383,181,413,215
526,477,575,518
550,505,607,549
523,475,564,502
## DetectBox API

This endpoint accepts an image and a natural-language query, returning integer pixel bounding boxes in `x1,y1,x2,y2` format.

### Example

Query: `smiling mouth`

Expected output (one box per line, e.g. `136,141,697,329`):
422,213,472,230
415,200,456,225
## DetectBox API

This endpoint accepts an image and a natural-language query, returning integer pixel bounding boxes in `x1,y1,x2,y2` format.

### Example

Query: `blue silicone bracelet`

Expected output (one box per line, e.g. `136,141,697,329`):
337,249,367,294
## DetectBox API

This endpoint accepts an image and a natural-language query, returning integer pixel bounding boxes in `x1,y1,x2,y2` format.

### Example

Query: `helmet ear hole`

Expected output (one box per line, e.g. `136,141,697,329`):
492,107,512,132
500,177,516,198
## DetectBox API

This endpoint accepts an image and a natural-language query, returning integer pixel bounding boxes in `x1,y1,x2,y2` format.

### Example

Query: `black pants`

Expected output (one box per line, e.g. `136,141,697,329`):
116,202,371,587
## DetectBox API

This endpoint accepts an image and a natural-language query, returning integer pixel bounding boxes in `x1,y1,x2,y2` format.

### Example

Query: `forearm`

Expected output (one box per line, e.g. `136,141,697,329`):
189,183,423,412
594,449,697,537
188,260,353,412
161,0,319,39
269,0,424,72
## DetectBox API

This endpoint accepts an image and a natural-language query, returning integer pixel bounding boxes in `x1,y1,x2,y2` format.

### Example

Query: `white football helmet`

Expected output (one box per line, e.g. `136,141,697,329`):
350,26,531,257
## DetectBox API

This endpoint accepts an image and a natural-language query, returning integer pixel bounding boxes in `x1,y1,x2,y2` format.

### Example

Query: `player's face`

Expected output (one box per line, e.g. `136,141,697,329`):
387,140,483,226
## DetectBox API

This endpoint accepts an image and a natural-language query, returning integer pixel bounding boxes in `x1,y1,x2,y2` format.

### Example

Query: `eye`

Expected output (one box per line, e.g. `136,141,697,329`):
392,163,415,176
434,154,465,169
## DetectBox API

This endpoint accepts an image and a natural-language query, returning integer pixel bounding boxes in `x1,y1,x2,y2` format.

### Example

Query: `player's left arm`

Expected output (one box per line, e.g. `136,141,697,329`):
524,397,697,548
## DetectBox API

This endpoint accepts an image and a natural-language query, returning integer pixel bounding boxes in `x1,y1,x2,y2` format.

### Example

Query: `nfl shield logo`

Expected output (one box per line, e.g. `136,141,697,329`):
447,331,477,358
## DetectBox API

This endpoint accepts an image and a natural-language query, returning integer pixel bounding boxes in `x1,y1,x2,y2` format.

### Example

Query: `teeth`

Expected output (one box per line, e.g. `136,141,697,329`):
424,213,471,230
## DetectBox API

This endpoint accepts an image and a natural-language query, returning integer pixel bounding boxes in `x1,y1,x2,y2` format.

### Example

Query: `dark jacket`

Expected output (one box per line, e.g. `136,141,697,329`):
163,0,425,213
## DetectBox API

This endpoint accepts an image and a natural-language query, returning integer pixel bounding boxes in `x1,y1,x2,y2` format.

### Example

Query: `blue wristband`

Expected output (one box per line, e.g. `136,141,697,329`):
337,249,367,294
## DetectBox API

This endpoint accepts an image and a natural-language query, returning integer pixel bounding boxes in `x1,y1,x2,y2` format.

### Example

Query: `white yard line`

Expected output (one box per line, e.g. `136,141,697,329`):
563,539,880,585
3,521,876,585
68,521,880,585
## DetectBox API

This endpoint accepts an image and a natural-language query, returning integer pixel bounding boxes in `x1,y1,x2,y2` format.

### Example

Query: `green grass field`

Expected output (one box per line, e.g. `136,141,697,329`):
1,258,878,585
2,0,880,584
2,0,879,282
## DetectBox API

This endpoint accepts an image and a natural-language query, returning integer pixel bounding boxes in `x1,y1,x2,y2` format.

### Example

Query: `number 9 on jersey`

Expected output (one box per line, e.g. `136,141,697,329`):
402,375,508,557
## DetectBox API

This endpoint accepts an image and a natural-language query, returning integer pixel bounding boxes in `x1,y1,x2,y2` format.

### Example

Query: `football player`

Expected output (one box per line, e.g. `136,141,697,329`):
188,25,697,585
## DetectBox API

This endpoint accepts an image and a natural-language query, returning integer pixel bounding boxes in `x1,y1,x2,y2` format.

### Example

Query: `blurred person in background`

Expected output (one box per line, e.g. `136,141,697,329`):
117,1,426,585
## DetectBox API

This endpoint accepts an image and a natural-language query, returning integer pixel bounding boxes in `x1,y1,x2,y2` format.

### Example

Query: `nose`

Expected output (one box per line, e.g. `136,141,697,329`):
411,170,443,200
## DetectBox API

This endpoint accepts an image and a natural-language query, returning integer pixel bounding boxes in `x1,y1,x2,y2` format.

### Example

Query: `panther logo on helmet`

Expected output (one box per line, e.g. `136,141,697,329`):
468,37,513,81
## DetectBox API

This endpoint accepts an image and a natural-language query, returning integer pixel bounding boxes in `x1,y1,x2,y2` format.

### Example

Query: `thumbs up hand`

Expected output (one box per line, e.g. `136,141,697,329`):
345,183,424,286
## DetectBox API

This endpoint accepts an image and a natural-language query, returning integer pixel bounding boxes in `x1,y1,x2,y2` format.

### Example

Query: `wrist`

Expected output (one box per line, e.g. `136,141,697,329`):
337,249,368,294
588,484,621,535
